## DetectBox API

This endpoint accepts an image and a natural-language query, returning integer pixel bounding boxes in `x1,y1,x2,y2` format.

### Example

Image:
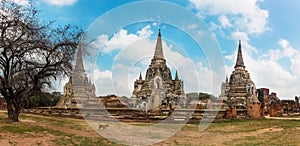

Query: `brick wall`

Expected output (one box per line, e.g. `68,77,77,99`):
247,102,263,119
226,106,237,119
269,102,283,117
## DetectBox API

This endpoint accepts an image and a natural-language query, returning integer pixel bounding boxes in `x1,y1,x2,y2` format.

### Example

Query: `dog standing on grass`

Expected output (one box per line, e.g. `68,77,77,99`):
98,124,109,130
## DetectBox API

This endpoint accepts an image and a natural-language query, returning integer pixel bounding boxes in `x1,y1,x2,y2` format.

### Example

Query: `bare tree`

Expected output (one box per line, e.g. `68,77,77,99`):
0,0,83,122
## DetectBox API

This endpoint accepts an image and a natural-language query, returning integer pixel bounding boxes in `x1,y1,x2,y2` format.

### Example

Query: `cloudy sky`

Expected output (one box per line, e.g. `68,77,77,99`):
18,0,300,99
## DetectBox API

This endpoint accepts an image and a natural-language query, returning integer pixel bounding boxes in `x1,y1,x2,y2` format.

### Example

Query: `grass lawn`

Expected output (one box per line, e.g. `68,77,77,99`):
0,110,300,145
0,110,121,146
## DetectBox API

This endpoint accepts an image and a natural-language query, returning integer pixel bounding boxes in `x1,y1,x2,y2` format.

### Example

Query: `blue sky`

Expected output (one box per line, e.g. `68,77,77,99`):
18,0,300,99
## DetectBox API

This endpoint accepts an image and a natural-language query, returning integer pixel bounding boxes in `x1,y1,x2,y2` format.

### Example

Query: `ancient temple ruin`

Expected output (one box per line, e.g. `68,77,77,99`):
131,30,185,111
56,47,96,108
221,41,262,118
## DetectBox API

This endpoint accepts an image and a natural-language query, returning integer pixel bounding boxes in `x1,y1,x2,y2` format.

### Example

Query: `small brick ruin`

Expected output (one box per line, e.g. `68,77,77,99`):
247,102,263,118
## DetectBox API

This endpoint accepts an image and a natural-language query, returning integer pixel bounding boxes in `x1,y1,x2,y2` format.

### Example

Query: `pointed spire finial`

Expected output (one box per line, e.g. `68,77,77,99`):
225,76,228,83
139,72,143,80
234,40,245,68
175,70,179,80
153,29,164,59
74,47,85,72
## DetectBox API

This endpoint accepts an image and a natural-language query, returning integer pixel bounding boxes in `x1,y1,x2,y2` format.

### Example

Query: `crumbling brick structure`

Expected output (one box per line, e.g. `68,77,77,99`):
281,99,299,113
257,88,270,114
269,101,283,117
226,106,237,119
294,96,299,112
247,102,263,118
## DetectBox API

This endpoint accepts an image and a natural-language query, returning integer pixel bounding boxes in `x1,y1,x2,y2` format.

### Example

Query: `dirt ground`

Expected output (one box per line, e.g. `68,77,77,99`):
157,126,284,146
0,111,300,146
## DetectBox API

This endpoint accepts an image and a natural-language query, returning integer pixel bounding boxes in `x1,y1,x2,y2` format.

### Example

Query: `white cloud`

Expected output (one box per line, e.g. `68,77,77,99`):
91,69,114,96
43,0,77,6
262,49,282,61
278,39,297,58
277,39,300,76
210,22,221,31
94,25,153,54
137,25,153,37
112,39,154,63
187,24,198,30
92,69,112,80
231,31,249,41
219,15,232,28
290,53,300,77
51,76,69,94
231,32,258,54
79,60,114,96
278,39,289,48
262,39,298,62
189,0,269,34
12,0,29,5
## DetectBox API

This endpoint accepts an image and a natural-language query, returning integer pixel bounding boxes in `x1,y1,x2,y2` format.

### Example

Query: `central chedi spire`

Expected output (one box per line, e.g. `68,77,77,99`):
131,30,185,112
73,47,86,86
154,29,164,59
74,47,85,74
235,40,245,68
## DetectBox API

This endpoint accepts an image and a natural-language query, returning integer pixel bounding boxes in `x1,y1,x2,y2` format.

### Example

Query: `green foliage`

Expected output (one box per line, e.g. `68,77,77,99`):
53,135,119,146
173,140,180,146
199,92,211,99
1,124,47,134
27,92,60,108
186,92,218,101
186,93,198,99
8,141,17,146
20,114,85,131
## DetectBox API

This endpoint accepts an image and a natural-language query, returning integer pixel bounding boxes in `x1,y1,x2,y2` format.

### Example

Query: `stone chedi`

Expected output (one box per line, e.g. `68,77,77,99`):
57,47,96,108
221,41,261,116
132,30,185,111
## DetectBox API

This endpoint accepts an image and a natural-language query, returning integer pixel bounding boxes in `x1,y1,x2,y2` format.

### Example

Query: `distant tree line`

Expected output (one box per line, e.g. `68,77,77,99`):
24,92,61,108
186,92,218,101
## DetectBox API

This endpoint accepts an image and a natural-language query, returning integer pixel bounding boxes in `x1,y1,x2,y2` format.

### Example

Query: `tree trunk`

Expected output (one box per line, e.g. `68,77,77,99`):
6,99,20,122
7,109,20,122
